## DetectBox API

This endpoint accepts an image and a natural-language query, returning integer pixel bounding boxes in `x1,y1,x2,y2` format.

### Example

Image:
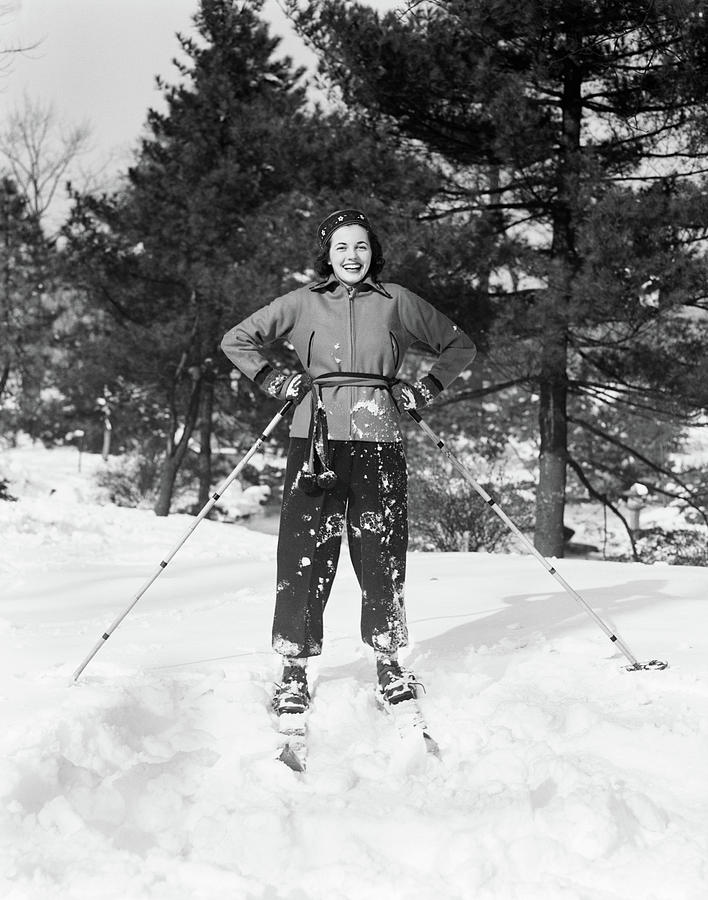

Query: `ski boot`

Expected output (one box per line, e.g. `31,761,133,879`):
376,659,419,706
272,664,310,716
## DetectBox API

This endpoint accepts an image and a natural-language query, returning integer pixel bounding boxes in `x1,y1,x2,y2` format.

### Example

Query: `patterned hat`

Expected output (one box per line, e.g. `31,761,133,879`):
317,208,371,247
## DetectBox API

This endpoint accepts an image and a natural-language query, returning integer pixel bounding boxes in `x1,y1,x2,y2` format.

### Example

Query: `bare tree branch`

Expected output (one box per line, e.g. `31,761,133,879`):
0,3,42,77
0,94,93,229
568,414,708,525
567,455,639,560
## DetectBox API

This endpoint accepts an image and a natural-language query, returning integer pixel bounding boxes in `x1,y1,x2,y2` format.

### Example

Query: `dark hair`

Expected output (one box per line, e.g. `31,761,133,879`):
313,227,386,281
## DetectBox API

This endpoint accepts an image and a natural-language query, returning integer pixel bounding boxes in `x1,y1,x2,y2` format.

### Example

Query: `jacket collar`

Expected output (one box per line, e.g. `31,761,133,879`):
309,276,392,299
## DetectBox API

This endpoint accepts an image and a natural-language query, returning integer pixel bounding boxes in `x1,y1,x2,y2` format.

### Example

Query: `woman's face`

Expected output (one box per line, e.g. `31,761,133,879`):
328,224,372,286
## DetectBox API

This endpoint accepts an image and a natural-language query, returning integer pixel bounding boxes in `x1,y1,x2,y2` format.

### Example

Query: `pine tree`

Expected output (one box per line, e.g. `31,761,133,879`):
67,0,311,512
0,177,58,437
286,0,708,555
65,0,437,514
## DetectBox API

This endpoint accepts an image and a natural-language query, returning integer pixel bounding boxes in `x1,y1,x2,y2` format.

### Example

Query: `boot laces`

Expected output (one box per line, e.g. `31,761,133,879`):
273,667,309,714
377,661,424,705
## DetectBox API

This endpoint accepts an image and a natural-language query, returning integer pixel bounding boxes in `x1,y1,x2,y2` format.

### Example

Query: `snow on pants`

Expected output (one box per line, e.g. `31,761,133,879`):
272,438,409,658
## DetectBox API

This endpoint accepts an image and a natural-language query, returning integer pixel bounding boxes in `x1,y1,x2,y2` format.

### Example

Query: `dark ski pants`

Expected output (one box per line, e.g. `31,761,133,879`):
272,438,409,658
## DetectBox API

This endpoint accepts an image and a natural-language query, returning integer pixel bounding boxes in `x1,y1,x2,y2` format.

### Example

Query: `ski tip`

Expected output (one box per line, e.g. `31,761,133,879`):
423,732,441,758
279,743,307,773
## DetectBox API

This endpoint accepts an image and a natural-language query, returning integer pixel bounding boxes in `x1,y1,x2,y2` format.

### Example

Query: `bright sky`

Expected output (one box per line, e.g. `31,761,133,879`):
1,0,402,222
3,0,200,174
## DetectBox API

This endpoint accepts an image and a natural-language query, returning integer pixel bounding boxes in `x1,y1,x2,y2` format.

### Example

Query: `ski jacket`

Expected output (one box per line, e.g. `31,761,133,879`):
221,276,476,442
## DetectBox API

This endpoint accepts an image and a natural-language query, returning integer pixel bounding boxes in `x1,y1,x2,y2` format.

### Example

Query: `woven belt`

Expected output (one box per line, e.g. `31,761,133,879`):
302,371,395,491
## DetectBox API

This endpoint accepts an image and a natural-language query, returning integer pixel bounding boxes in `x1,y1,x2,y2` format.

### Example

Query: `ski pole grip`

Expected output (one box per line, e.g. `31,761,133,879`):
407,409,423,423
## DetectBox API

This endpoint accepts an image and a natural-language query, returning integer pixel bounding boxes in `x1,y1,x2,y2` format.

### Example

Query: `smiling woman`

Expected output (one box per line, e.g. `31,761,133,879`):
314,208,385,284
221,206,476,726
328,225,372,285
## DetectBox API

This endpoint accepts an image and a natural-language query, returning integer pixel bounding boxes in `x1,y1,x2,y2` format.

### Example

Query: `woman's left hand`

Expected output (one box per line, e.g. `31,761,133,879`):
391,375,441,412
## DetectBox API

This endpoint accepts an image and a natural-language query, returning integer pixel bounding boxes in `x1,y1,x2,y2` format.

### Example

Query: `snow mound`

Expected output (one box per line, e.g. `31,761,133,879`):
2,443,708,898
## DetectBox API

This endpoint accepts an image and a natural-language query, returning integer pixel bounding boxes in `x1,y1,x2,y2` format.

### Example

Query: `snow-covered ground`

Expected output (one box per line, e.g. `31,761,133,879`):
2,444,708,900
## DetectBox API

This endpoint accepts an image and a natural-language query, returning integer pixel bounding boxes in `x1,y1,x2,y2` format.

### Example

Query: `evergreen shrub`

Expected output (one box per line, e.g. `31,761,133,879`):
0,477,17,502
630,527,708,567
94,453,160,508
409,467,534,552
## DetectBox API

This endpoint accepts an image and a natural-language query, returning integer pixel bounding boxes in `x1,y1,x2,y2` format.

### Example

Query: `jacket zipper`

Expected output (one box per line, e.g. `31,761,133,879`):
347,286,357,366
347,286,357,440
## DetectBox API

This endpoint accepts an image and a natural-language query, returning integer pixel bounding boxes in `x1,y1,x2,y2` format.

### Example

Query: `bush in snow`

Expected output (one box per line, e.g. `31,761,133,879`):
93,452,160,508
0,476,17,502
409,467,534,552
629,527,708,567
239,461,286,498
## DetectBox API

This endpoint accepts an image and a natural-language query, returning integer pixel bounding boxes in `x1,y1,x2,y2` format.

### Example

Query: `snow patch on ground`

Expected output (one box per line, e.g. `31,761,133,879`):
1,443,708,899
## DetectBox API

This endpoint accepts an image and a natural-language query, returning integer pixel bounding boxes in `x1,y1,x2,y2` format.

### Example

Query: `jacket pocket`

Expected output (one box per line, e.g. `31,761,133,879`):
389,332,400,369
306,331,315,368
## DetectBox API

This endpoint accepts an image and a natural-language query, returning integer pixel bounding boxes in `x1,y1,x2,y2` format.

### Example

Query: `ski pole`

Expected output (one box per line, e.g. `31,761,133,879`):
72,400,293,682
408,409,668,672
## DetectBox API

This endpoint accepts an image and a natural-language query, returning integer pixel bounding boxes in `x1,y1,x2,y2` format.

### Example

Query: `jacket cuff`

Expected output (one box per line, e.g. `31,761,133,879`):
257,366,292,399
421,374,443,397
253,364,275,388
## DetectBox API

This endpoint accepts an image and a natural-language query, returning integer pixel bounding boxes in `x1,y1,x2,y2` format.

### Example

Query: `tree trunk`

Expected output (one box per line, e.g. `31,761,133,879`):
196,370,215,509
154,374,203,517
0,361,9,400
534,324,568,556
101,420,112,460
534,41,582,557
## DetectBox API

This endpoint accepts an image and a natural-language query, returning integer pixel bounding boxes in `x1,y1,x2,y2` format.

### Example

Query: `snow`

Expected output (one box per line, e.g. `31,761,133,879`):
2,444,708,900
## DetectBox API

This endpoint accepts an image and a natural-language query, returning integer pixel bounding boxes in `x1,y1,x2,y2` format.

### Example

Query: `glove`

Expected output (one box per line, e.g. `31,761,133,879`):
284,373,313,403
260,367,313,403
391,375,442,412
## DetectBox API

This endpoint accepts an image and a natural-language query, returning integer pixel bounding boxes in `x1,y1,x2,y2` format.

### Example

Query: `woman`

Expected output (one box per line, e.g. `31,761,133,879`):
221,209,476,715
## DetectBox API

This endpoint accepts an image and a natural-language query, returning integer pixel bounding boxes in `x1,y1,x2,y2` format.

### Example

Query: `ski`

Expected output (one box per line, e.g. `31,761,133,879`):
274,698,440,771
422,730,441,757
378,694,441,758
271,666,311,772
276,712,308,772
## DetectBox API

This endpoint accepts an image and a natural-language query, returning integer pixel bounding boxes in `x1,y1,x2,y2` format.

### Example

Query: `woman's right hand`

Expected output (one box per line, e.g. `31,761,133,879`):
284,373,313,403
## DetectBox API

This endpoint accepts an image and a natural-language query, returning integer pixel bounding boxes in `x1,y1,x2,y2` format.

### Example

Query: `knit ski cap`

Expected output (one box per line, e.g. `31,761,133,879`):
317,208,372,247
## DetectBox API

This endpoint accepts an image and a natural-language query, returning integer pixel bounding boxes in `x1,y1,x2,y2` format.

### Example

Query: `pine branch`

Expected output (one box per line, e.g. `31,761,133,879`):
573,382,699,425
612,166,708,181
96,284,137,324
581,451,708,529
436,376,533,406
568,414,708,524
566,455,639,560
571,378,691,413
